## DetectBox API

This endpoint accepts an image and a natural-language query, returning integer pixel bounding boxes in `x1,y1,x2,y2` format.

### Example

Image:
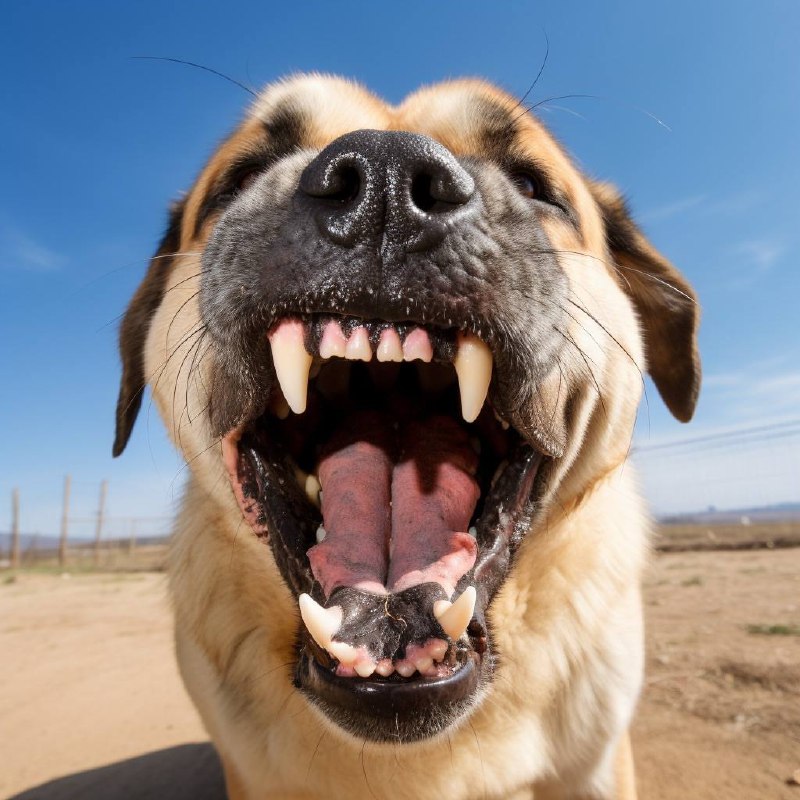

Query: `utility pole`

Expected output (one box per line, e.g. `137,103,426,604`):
10,488,20,569
58,475,71,567
93,480,108,567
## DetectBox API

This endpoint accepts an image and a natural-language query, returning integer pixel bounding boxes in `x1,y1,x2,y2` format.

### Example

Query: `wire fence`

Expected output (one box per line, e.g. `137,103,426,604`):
0,476,172,572
633,418,800,549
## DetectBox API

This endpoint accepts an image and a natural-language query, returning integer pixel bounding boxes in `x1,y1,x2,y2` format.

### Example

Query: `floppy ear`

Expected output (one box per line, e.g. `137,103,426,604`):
590,182,701,422
113,199,186,456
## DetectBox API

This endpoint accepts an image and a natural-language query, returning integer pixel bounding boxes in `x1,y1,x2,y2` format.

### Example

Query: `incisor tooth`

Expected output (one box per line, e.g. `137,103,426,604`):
298,594,342,651
454,334,493,423
428,640,448,661
433,586,476,640
396,661,416,678
375,659,394,677
345,327,372,361
414,655,433,673
269,321,312,414
354,658,376,678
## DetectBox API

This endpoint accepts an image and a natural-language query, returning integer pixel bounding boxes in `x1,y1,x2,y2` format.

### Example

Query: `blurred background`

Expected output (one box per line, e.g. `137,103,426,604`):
1,0,798,564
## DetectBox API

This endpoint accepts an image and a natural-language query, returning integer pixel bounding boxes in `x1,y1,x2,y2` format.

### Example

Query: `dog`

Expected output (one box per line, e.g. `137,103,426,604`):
113,74,700,799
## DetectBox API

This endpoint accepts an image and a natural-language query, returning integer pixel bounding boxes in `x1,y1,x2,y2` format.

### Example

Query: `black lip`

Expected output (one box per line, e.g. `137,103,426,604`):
298,650,481,743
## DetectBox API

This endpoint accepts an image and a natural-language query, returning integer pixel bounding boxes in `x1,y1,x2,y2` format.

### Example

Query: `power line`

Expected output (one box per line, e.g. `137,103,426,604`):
634,419,800,453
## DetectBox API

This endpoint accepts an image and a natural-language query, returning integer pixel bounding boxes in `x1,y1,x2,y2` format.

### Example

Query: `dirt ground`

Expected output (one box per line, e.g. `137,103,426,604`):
1,550,799,800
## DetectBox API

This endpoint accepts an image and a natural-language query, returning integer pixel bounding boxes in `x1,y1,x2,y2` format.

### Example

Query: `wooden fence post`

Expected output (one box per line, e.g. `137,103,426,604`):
58,475,71,567
10,488,20,569
93,480,108,567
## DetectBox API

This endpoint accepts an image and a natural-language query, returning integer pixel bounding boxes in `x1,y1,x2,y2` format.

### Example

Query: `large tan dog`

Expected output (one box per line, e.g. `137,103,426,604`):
114,75,700,799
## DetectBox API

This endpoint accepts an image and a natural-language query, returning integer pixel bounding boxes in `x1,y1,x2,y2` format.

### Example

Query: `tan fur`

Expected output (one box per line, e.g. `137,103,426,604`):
124,75,701,799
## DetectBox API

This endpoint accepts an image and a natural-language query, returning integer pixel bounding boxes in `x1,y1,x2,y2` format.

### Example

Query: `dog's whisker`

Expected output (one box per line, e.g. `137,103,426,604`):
566,295,645,383
506,30,551,117
509,92,672,132
538,103,589,121
173,330,207,447
467,718,488,800
168,432,221,487
359,739,380,800
131,55,258,97
305,730,327,785
553,327,608,418
81,251,204,297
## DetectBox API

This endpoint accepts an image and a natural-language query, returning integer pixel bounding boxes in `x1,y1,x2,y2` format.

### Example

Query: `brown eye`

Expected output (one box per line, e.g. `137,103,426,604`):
238,170,260,191
510,171,539,199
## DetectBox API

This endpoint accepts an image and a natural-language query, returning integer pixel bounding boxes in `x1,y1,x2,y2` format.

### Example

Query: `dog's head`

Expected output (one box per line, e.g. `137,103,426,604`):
114,75,699,743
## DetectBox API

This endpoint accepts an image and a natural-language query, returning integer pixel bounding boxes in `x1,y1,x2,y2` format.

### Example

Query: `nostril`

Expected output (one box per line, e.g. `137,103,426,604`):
410,167,474,214
301,162,362,204
410,173,437,213
411,173,463,214
324,166,361,204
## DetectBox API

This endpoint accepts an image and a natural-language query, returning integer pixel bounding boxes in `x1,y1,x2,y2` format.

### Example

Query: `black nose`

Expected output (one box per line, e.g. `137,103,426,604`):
299,129,476,252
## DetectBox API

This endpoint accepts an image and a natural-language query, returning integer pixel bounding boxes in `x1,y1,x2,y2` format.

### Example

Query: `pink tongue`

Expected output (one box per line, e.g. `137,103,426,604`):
307,414,479,599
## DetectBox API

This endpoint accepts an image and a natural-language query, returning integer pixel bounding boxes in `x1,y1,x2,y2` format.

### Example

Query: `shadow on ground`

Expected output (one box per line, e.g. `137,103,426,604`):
9,743,226,800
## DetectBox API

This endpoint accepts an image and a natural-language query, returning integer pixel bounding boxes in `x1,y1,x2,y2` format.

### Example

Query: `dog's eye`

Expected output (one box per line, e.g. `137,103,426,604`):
510,171,540,200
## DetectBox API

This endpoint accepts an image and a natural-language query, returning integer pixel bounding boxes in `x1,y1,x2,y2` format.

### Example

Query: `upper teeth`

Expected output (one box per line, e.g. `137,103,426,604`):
268,319,494,423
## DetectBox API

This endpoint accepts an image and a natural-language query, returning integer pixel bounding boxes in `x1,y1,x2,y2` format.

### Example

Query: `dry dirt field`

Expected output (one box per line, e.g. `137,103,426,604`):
1,549,799,800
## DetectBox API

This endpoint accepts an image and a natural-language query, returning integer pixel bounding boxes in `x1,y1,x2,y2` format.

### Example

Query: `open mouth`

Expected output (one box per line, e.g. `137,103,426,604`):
222,315,549,741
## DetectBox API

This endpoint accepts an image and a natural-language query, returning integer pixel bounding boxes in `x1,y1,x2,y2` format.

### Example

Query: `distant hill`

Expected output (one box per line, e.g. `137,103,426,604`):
0,532,171,552
660,502,800,525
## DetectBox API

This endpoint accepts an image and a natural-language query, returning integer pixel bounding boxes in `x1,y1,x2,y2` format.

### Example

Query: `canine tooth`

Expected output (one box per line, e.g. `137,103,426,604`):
454,334,492,423
315,525,327,543
377,328,404,362
468,526,477,538
433,586,476,640
345,327,372,361
269,321,312,414
402,328,433,362
328,640,359,666
354,658,377,678
298,595,342,652
271,393,290,419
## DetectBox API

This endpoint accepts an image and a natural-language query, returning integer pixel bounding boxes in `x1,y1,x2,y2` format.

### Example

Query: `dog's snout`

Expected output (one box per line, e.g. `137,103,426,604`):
299,129,475,251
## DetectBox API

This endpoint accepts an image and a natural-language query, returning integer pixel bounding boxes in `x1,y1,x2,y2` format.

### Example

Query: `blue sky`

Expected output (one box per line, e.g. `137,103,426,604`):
1,0,798,536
